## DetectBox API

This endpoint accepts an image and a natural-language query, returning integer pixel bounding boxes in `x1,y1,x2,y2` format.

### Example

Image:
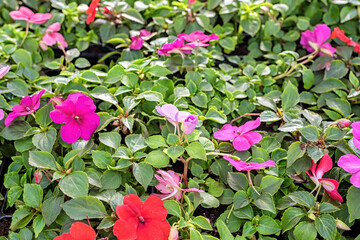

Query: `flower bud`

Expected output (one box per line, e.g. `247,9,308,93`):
49,96,64,107
77,3,89,12
39,41,48,51
34,170,43,184
336,218,351,231
337,119,351,128
168,227,178,240
182,114,198,135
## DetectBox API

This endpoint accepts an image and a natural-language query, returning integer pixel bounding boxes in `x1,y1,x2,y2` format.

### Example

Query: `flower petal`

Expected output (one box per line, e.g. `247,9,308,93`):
232,135,252,151
53,233,73,240
214,124,237,141
337,154,360,173
113,218,138,240
156,104,179,123
78,113,100,140
60,120,81,144
350,171,360,188
69,222,96,240
314,24,331,45
120,194,143,217
5,112,20,127
137,219,170,240
315,153,332,179
142,195,168,221
238,117,261,134
29,13,52,24
242,131,262,146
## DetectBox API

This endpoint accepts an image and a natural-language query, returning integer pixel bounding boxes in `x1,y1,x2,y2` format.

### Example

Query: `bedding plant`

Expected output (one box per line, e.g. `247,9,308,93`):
0,0,360,239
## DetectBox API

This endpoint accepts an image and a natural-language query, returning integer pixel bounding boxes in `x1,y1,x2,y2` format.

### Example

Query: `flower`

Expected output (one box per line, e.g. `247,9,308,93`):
214,117,262,151
113,194,171,240
223,156,275,171
331,27,360,54
300,24,336,57
5,89,45,127
158,38,196,57
50,92,100,144
49,96,64,107
34,170,43,184
351,121,360,150
0,109,4,121
153,170,203,201
182,115,198,135
189,0,196,4
168,227,179,240
338,154,360,188
42,23,68,48
130,30,151,50
54,222,96,240
306,153,343,202
178,31,219,47
0,66,10,78
86,0,100,24
9,7,52,24
336,119,351,128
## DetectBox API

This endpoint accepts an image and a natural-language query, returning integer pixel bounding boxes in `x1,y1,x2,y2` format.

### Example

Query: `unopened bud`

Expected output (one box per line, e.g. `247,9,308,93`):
308,213,316,220
49,96,64,107
103,6,113,14
336,219,351,230
34,170,43,184
168,227,178,240
39,41,48,51
337,119,351,128
77,4,89,12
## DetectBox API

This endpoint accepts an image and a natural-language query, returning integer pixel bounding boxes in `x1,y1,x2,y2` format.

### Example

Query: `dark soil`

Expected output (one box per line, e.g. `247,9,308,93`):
194,205,228,237
0,217,11,237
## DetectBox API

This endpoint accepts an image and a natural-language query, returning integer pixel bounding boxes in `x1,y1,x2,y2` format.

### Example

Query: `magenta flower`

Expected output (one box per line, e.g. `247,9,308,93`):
300,24,336,57
152,170,203,201
9,7,52,24
158,38,196,57
182,115,198,135
43,23,68,48
214,118,262,151
129,29,151,50
0,109,4,121
178,31,219,47
50,93,100,144
351,121,360,150
0,66,10,78
224,156,275,171
306,154,343,202
5,89,45,127
338,154,360,188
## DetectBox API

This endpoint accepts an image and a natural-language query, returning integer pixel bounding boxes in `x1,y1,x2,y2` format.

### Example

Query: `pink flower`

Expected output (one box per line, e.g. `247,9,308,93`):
338,154,360,188
300,24,336,57
214,118,262,151
49,96,64,107
0,66,10,78
158,38,196,57
351,121,360,150
153,170,203,201
336,119,351,128
129,30,151,50
182,115,198,135
50,93,100,144
43,23,68,48
5,89,45,127
189,0,196,4
34,170,43,184
9,7,52,24
178,31,219,47
168,227,179,240
0,109,4,121
223,156,275,171
306,154,343,202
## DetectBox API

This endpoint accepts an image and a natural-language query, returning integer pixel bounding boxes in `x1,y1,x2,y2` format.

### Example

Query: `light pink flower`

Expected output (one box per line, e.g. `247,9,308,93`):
338,154,360,188
0,66,10,78
158,38,196,56
351,121,360,150
300,24,336,57
43,23,68,48
153,170,203,201
5,89,45,127
182,115,198,135
50,93,100,144
129,30,151,50
306,154,343,202
223,156,275,171
168,227,179,240
214,118,262,151
178,31,219,47
336,119,351,128
9,7,52,24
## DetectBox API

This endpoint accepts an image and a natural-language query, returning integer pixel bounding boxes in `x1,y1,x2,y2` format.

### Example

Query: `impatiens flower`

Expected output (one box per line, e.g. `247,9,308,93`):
86,0,100,24
168,227,179,240
223,156,275,171
113,194,171,240
9,7,52,24
336,119,351,128
153,170,203,201
0,66,10,78
54,222,96,240
351,121,360,150
182,115,198,135
158,38,196,57
214,117,262,151
5,89,45,127
178,31,219,47
130,30,151,50
50,92,100,144
0,109,3,121
43,22,68,48
49,96,64,107
189,0,196,4
306,153,343,202
331,27,360,54
300,24,336,57
338,154,360,188
34,170,43,184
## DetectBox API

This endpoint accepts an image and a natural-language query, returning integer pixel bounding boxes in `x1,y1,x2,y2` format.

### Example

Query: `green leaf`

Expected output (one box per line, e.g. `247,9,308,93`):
260,137,281,153
186,142,207,161
145,135,167,149
133,163,153,190
80,71,101,83
287,142,306,168
23,184,43,209
323,4,339,25
62,196,107,220
10,207,34,231
190,228,203,240
33,215,45,238
312,78,347,93
205,107,227,124
241,17,261,37
281,207,306,232
216,220,234,240
1,120,31,140
192,216,213,230
326,98,351,117
41,196,64,226
349,71,359,88
294,222,317,240
347,186,360,222
92,150,113,169
59,172,89,198
136,91,163,102
281,81,299,111
340,6,357,23
302,69,314,90
288,191,315,208
99,132,121,149
233,191,250,209
260,176,284,195
299,125,319,142
219,37,236,51
29,151,59,171
123,8,145,24
207,0,221,10
257,215,281,235
164,146,185,161
163,200,182,218
32,128,57,152
325,127,346,140
121,73,138,88
325,60,348,79
12,49,32,67
147,65,172,77
253,193,276,214
145,150,169,168
125,134,147,153
315,214,336,240
35,103,54,128
228,172,248,191
105,65,125,84
191,92,208,108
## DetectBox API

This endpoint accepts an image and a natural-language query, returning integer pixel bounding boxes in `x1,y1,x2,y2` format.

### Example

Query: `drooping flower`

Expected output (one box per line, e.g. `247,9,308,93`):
86,0,100,24
153,170,203,201
306,153,343,202
43,22,68,48
34,170,43,184
214,118,262,151
338,154,360,188
54,222,96,240
223,156,275,171
300,24,336,57
336,119,351,128
0,66,10,78
178,31,219,47
158,38,196,57
351,121,360,150
130,30,151,50
50,92,100,144
182,115,198,135
113,194,171,240
9,7,52,24
330,27,360,54
5,89,45,127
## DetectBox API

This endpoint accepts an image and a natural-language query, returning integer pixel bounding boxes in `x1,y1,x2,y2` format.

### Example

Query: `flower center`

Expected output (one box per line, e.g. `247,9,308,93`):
74,116,80,119
138,216,145,223
26,107,31,112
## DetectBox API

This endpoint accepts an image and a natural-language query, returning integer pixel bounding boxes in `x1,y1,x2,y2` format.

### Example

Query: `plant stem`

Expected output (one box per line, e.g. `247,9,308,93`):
247,171,261,196
206,152,240,160
314,184,322,200
183,160,189,189
20,22,29,46
230,113,261,124
226,204,235,224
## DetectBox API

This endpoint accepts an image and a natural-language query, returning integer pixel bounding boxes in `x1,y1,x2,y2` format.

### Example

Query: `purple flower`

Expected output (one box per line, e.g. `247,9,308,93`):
338,154,360,188
214,118,262,151
224,156,275,171
129,29,151,50
50,93,100,144
182,115,198,135
158,38,196,57
178,31,219,47
300,24,336,57
0,66,10,78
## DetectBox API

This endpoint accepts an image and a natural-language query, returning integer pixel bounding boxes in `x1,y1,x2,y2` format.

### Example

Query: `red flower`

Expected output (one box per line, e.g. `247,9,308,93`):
54,222,96,240
86,0,100,24
330,27,360,54
113,194,170,240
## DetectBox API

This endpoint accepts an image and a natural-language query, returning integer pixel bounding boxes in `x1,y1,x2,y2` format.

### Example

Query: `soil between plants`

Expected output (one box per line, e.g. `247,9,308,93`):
0,217,11,237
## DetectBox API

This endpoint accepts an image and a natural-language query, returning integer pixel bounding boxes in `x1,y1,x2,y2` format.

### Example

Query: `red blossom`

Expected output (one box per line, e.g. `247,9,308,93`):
54,222,96,240
86,0,100,24
330,27,360,54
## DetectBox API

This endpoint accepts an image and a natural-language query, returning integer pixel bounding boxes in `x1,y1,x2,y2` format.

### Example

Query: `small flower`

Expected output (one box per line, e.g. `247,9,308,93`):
337,154,360,188
34,170,43,184
0,66,10,78
182,115,198,135
5,89,45,127
9,7,52,24
129,30,151,50
178,31,219,47
113,194,171,240
351,121,360,150
158,38,196,57
336,119,351,128
300,24,336,57
306,153,343,202
49,96,64,107
103,6,113,14
189,0,196,4
214,118,262,151
223,156,275,171
43,23,68,49
54,222,96,240
0,109,4,121
168,227,179,240
331,27,360,54
86,0,100,24
50,92,100,144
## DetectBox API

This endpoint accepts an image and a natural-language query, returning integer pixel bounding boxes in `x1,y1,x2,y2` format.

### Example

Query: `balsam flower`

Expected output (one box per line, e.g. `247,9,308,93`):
338,154,360,188
182,115,198,135
0,66,10,78
50,92,100,144
113,194,170,240
5,89,45,127
331,27,360,54
43,22,68,48
306,154,343,202
178,31,219,47
351,121,360,150
9,7,52,24
86,0,100,24
158,38,196,57
54,222,96,240
214,117,262,151
130,30,151,50
223,156,275,171
300,24,336,57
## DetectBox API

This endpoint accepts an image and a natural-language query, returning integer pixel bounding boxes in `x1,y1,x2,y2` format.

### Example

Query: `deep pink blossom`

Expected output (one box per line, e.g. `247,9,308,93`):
0,66,10,78
300,24,336,57
158,38,196,56
214,118,262,151
306,154,343,202
336,119,351,128
338,154,360,188
34,170,43,184
223,156,275,171
351,121,360,150
43,23,68,48
5,89,45,127
0,109,4,121
50,93,100,144
9,7,52,24
178,31,219,47
130,30,151,50
189,0,196,4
